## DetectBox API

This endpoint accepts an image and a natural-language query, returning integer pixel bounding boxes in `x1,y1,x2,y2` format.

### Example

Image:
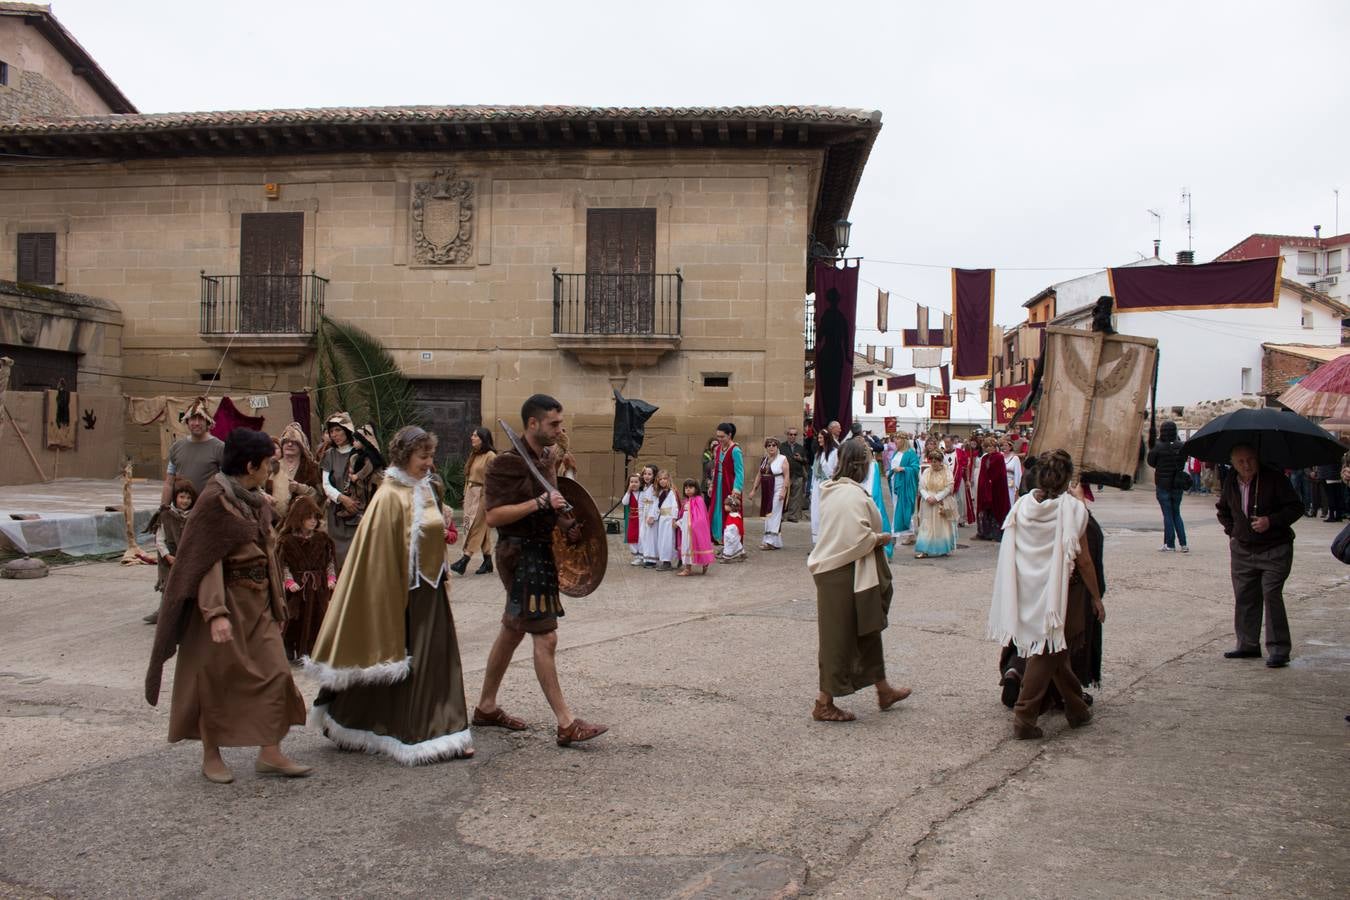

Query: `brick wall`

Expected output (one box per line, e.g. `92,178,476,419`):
1262,348,1327,398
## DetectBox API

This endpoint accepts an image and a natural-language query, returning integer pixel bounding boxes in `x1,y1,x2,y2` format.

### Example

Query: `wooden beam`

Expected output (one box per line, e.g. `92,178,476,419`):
454,123,471,142
691,122,704,143
433,124,449,144
400,125,417,144
717,122,729,143
507,123,523,142
772,123,783,143
480,123,497,143
304,126,324,145
560,120,574,142
586,120,601,142
638,120,651,142
378,125,397,145
256,127,274,148
798,124,808,143
278,126,299,147
665,122,678,143
232,128,254,149
746,122,756,143
535,122,549,142
612,122,626,143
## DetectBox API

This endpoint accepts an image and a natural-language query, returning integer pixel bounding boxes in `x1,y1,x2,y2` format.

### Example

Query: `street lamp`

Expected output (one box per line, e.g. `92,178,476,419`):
808,218,854,260
833,218,851,257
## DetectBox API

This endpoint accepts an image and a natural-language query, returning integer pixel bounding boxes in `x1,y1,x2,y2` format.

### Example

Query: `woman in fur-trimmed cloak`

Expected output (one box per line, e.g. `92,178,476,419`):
306,425,474,765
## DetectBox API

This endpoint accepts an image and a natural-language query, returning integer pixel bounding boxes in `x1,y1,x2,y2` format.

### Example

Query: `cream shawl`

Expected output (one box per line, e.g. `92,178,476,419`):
986,491,1088,656
304,467,447,689
807,477,883,593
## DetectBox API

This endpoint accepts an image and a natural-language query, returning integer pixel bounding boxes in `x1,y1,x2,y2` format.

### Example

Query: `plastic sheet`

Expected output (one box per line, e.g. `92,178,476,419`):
0,509,155,556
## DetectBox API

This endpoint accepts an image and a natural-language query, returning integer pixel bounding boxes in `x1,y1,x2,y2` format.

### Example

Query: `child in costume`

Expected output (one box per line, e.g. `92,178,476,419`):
654,470,679,569
720,494,746,562
637,464,659,567
149,477,197,596
278,495,338,663
621,473,641,562
676,478,716,576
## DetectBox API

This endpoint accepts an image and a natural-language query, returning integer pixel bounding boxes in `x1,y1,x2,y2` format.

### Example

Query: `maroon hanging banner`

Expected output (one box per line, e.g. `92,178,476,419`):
886,374,917,391
812,261,860,433
1107,257,1283,312
864,377,874,414
940,365,951,396
952,268,996,379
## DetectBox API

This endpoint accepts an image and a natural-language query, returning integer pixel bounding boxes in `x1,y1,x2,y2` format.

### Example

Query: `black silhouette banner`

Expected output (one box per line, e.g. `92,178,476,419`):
812,261,860,433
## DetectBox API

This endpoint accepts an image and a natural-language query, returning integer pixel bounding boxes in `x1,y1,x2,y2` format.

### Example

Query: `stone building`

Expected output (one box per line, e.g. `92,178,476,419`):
0,103,881,499
0,2,135,121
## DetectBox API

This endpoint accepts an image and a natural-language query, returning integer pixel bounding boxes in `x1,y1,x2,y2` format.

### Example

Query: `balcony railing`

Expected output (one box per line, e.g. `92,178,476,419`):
552,270,682,336
200,272,327,335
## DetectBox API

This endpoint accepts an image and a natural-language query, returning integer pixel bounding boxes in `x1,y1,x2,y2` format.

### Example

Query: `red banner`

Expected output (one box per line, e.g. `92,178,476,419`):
995,385,1033,425
931,396,951,420
952,268,996,379
812,261,860,433
886,374,916,391
1107,257,1282,312
884,416,898,434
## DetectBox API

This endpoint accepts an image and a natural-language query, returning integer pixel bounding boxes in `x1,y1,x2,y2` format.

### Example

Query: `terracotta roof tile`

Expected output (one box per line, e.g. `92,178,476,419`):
0,104,879,135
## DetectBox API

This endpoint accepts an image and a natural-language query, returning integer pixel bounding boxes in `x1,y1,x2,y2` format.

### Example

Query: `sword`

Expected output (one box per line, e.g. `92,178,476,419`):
497,419,573,513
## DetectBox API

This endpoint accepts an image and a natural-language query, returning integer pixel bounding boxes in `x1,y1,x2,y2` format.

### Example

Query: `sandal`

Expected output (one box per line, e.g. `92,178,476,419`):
811,700,856,722
556,718,609,746
472,705,528,731
676,568,691,577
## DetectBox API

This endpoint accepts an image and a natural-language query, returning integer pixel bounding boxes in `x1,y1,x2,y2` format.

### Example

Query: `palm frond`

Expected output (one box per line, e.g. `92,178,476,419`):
438,458,466,508
315,316,425,447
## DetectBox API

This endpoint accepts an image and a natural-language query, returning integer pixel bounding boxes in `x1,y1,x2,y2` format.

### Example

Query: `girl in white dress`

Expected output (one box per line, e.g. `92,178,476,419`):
637,464,659,567
1000,439,1024,508
810,431,840,544
653,470,680,569
748,437,789,550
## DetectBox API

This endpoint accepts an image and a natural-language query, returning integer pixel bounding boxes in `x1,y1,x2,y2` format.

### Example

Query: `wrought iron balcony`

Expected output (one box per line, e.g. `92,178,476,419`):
200,272,327,335
199,272,328,364
551,270,682,368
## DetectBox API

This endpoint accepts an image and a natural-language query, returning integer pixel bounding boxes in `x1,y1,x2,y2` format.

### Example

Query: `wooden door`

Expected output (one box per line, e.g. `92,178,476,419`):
410,379,482,467
239,212,304,332
585,208,656,334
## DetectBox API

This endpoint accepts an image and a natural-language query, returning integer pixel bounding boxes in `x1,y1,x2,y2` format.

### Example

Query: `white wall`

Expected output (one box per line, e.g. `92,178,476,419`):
1278,243,1348,306
1119,285,1342,407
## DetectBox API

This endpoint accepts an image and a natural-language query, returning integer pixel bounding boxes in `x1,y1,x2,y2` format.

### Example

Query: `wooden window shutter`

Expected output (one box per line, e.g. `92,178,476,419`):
17,232,57,283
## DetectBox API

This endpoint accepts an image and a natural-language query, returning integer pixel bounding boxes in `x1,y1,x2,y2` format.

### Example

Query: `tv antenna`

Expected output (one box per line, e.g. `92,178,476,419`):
1147,208,1162,257
1180,188,1193,251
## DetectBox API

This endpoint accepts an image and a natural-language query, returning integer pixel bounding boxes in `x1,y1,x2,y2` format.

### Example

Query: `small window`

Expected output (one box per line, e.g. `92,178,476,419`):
702,374,730,388
198,371,220,383
1297,250,1319,275
16,232,57,284
1301,303,1314,329
1327,249,1342,275
1240,367,1253,394
0,61,9,86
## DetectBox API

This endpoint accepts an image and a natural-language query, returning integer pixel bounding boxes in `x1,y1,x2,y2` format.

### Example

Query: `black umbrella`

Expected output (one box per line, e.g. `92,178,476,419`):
1181,407,1346,468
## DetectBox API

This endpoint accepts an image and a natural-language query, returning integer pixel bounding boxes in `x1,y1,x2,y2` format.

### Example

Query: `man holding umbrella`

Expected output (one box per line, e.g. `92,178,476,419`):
1185,407,1346,669
1215,445,1304,667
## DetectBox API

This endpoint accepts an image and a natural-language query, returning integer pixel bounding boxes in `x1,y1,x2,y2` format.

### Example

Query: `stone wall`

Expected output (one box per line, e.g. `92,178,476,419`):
1261,347,1329,399
0,148,819,502
0,281,124,486
0,16,119,121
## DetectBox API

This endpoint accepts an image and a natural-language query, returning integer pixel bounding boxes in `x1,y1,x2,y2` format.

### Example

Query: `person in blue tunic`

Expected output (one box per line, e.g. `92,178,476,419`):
889,435,920,541
866,447,894,558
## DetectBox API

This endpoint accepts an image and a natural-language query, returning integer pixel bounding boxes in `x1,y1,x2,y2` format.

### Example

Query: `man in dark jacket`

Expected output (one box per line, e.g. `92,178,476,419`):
1215,444,1306,667
1315,461,1345,523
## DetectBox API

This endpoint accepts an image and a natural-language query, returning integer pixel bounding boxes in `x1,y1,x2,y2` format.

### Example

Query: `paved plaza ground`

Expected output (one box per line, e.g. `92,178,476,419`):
1,488,1347,898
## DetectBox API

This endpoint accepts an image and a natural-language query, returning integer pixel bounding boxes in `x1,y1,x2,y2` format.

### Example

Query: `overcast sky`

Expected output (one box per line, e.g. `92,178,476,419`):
47,0,1350,362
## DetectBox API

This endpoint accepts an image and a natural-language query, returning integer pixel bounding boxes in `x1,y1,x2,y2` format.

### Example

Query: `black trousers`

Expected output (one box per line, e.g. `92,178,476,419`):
1229,539,1293,658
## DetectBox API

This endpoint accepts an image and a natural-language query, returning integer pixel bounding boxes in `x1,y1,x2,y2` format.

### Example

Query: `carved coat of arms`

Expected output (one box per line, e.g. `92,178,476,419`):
411,169,474,265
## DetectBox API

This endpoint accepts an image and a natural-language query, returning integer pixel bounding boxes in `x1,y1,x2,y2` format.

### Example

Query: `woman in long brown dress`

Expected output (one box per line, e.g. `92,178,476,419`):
307,425,474,765
805,439,912,722
450,426,496,576
145,427,311,784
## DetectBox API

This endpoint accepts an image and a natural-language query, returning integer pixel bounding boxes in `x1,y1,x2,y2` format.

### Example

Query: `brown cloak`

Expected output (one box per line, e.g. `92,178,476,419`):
144,476,274,706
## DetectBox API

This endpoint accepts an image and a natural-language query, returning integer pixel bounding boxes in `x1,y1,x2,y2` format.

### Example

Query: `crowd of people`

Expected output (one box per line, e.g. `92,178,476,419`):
144,393,607,784
140,396,1350,780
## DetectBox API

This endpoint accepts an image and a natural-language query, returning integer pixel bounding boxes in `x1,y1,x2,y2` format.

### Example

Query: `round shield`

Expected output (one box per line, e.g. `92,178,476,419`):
552,476,608,597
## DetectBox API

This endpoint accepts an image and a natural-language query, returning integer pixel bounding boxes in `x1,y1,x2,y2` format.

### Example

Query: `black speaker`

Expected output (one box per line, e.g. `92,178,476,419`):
611,388,658,458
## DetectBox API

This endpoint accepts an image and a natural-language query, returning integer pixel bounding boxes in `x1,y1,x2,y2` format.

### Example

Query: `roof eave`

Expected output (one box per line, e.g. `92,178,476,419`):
20,9,137,114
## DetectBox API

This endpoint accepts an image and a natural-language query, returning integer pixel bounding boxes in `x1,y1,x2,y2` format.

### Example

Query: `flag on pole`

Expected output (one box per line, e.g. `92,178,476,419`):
877,289,889,333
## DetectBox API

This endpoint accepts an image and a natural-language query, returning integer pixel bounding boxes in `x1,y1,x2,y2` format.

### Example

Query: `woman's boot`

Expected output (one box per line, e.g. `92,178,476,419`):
449,555,471,575
474,556,494,575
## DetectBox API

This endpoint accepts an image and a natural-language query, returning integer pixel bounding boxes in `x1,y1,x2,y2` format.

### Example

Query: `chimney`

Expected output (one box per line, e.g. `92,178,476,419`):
1176,250,1195,265
1153,239,1161,258
1314,225,1322,238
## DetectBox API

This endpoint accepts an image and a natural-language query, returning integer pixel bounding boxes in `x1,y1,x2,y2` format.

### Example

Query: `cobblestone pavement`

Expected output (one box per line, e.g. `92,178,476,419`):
1,489,1346,898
